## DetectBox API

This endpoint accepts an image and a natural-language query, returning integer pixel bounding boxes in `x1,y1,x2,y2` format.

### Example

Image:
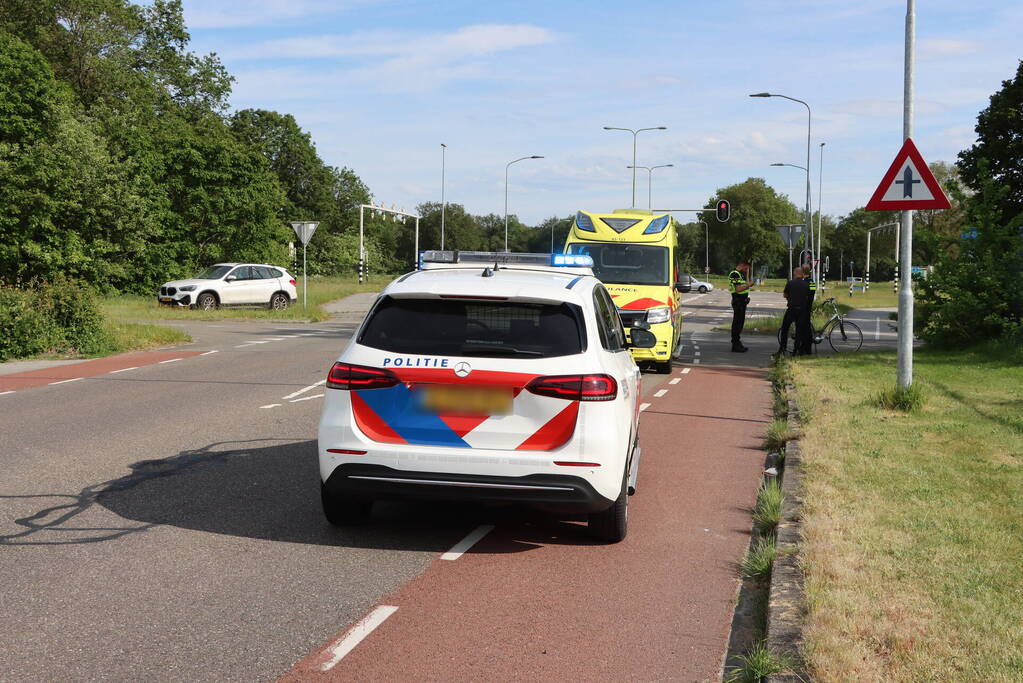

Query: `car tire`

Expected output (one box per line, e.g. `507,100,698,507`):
321,483,372,526
588,470,628,543
698,285,708,293
269,292,290,311
196,292,218,310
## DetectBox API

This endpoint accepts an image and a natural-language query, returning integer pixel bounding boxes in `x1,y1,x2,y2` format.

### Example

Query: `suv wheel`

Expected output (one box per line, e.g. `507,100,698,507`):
269,292,290,311
589,470,628,543
698,285,708,293
321,484,372,525
196,293,218,310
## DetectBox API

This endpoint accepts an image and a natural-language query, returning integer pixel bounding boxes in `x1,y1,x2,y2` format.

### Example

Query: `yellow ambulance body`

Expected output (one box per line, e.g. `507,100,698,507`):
564,209,687,373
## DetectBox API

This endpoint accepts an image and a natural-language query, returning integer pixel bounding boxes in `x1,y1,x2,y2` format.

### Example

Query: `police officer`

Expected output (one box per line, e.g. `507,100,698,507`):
779,266,811,356
729,260,752,352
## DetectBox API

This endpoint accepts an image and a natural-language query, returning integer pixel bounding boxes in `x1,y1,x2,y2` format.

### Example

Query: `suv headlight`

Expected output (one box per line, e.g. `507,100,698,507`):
646,306,671,324
178,285,196,292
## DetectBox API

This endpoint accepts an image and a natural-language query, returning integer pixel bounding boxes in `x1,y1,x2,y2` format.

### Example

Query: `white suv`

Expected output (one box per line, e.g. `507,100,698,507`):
157,263,298,310
317,251,657,542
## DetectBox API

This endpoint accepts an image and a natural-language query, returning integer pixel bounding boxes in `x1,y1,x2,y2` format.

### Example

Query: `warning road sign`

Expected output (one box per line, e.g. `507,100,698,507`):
866,138,951,211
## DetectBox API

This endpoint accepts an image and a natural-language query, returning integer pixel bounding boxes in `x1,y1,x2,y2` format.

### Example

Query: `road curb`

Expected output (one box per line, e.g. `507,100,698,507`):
765,384,808,682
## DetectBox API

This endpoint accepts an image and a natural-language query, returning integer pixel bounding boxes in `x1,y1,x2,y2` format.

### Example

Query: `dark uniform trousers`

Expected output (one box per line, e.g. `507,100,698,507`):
731,294,749,347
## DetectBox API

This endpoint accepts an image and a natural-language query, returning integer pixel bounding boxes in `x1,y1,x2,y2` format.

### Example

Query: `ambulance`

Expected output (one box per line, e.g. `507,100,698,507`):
564,209,689,373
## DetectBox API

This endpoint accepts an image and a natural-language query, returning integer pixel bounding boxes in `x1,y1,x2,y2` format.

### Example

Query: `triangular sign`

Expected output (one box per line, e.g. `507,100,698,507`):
866,138,951,211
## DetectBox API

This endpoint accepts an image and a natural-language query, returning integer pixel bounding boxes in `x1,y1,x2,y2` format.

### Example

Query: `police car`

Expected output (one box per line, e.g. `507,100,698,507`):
317,251,657,542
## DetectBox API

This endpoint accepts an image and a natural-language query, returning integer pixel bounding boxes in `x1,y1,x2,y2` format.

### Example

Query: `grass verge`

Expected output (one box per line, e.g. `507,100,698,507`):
101,275,392,323
725,640,800,683
791,347,1023,680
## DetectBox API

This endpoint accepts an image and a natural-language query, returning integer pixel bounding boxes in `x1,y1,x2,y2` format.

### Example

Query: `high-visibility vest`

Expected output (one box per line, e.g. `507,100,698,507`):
728,269,747,295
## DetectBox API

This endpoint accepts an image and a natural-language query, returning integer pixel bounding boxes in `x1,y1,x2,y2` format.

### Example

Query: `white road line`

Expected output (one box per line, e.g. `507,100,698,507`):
235,344,252,348
654,389,668,398
260,404,282,409
681,368,691,374
49,377,83,385
639,402,651,412
320,605,399,671
875,316,880,341
246,340,270,344
669,378,681,385
108,366,138,374
283,379,326,400
159,358,182,364
200,350,219,356
0,390,14,396
441,524,495,561
290,393,324,403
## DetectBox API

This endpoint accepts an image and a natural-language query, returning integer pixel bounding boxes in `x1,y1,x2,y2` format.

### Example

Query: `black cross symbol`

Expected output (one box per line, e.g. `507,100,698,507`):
894,166,921,198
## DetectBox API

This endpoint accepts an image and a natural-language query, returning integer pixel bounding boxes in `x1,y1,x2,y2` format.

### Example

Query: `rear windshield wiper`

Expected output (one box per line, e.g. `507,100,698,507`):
460,344,544,357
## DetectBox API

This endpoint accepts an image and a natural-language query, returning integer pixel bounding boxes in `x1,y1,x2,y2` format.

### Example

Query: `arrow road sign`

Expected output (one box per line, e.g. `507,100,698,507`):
866,138,951,211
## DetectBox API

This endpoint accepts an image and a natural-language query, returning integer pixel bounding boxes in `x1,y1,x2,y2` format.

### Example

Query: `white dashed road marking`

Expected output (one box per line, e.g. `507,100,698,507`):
681,368,691,374
669,378,681,385
200,350,219,356
108,366,138,374
49,378,82,385
260,404,282,409
235,344,252,348
159,358,182,364
654,389,667,398
639,402,651,412
441,524,495,561
283,379,326,401
290,393,324,403
246,340,270,344
0,390,14,396
320,605,399,671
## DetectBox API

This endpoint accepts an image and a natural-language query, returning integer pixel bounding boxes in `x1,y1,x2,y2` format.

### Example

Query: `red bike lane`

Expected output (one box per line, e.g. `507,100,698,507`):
282,364,771,682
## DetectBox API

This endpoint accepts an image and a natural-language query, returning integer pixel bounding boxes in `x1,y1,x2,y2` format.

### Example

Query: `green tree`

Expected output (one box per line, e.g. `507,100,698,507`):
957,60,1023,222
697,178,801,276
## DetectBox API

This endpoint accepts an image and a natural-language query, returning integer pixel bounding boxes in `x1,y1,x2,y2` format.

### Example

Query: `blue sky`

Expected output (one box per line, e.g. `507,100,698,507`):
182,0,1021,226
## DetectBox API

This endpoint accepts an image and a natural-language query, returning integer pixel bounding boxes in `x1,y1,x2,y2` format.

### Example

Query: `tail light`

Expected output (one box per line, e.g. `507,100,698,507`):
326,362,399,390
289,279,297,286
525,374,617,402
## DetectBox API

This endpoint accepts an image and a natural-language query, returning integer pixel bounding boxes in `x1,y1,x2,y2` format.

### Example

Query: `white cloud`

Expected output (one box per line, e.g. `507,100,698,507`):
182,0,371,29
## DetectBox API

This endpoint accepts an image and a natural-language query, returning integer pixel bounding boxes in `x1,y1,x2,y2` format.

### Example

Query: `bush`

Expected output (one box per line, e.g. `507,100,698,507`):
0,279,113,360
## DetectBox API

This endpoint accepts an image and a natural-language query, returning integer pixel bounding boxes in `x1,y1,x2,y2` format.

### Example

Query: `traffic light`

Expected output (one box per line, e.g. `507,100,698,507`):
716,199,730,222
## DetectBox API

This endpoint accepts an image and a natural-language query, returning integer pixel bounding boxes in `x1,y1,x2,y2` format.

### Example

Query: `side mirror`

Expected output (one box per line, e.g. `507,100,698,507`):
674,282,692,293
627,328,657,349
225,276,236,282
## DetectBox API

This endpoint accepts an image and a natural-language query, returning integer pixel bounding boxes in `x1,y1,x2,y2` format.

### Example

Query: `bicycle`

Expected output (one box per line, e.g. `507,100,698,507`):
778,297,863,354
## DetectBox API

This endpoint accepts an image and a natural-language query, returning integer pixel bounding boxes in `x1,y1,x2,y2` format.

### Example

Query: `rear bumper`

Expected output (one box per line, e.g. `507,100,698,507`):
323,463,615,513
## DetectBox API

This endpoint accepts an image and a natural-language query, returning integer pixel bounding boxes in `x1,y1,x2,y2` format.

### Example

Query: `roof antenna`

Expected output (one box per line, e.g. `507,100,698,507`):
482,267,494,278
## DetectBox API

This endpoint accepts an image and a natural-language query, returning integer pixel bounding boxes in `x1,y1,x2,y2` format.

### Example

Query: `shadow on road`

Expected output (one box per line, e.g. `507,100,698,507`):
2,438,599,551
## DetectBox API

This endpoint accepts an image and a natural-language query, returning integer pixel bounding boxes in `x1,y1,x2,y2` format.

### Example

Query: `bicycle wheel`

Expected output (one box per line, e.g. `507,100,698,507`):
828,319,863,352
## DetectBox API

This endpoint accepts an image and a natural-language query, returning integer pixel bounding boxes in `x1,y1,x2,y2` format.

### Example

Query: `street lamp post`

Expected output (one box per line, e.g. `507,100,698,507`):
698,219,709,273
627,164,673,210
440,143,447,250
751,93,813,281
603,126,667,208
818,142,826,288
504,155,544,252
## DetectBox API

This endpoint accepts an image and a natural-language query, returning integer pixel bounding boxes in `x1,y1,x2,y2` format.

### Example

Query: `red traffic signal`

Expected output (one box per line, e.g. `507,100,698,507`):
715,199,730,222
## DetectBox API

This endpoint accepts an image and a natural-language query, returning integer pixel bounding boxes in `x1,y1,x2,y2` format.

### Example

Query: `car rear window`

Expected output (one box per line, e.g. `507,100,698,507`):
358,297,586,358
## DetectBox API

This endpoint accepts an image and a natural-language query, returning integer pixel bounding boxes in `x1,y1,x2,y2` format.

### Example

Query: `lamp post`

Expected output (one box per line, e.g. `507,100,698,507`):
770,161,808,269
698,219,709,274
818,142,826,288
603,126,667,208
750,92,813,281
627,164,673,210
440,143,447,250
504,155,544,252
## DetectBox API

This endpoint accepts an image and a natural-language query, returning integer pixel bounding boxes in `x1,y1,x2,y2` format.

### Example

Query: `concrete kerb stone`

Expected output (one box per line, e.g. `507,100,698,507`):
765,383,808,682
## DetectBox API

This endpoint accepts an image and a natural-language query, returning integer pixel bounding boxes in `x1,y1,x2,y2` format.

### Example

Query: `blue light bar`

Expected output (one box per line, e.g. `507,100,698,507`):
643,214,670,234
552,254,594,267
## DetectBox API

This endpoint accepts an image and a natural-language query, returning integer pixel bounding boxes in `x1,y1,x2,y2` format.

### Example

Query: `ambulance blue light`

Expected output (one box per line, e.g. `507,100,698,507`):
643,215,670,234
576,211,596,232
552,254,594,267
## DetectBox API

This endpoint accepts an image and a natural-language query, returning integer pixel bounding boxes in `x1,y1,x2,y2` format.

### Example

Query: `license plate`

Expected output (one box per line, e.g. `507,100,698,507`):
160,297,173,302
418,385,512,415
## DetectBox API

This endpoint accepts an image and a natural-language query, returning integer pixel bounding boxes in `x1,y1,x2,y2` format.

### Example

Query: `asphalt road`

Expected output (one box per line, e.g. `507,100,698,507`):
0,288,839,682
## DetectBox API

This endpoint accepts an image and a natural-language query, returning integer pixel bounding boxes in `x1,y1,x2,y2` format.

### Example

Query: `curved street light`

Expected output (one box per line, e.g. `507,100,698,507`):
750,92,814,281
627,164,674,209
504,155,544,251
603,126,667,208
